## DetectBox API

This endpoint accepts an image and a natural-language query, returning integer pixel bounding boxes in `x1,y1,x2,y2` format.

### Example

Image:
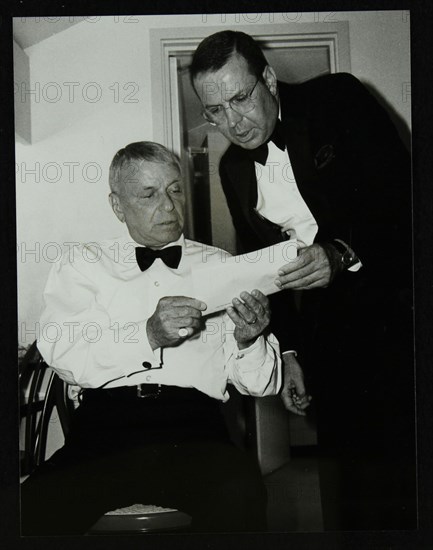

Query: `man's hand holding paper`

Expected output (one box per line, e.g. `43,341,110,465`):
275,243,332,290
226,290,271,350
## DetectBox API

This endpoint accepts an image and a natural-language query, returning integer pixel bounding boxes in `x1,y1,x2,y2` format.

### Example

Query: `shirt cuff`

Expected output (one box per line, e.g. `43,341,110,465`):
234,335,263,360
282,350,297,357
348,261,362,272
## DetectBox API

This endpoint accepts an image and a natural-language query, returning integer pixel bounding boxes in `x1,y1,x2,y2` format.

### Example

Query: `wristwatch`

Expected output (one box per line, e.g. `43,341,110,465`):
331,239,358,269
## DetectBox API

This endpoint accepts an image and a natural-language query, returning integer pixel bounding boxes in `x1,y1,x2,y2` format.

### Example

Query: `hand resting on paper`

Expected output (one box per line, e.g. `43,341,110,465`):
226,289,271,350
275,243,332,290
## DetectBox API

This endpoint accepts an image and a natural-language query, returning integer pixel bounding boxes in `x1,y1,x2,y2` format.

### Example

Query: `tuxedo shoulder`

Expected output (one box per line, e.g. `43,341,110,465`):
280,72,371,117
306,72,360,85
298,72,364,95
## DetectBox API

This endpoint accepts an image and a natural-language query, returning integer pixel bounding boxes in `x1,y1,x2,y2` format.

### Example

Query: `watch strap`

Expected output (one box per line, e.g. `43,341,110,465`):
321,239,358,282
332,239,358,268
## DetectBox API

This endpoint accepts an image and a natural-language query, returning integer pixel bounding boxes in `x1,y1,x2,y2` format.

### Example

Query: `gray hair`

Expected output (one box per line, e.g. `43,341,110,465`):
109,141,181,194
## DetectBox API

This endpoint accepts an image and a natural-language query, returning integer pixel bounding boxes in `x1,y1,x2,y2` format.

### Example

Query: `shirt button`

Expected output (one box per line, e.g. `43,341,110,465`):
236,353,244,360
142,361,151,369
154,281,160,287
146,375,152,382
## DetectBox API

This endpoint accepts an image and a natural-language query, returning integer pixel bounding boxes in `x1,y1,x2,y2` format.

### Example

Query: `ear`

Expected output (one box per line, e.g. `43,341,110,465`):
109,192,125,223
262,65,278,97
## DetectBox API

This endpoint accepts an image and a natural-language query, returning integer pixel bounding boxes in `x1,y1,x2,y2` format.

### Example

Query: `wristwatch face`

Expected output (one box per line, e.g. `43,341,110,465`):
341,249,356,267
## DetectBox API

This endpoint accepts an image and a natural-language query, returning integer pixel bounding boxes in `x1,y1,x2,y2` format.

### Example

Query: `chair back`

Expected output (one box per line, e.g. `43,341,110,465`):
19,342,75,476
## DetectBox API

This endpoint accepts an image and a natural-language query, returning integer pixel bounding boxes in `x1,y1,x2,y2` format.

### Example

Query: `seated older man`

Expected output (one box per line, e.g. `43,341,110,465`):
20,141,281,535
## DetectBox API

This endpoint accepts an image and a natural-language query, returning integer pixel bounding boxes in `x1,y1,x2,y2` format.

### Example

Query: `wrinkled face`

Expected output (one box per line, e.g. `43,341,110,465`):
193,53,279,150
110,160,185,248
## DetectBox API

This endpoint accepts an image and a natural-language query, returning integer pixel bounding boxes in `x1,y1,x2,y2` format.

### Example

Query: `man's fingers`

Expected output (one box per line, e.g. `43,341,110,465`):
276,271,329,290
290,373,306,395
277,256,305,277
282,382,312,414
277,263,315,281
276,260,322,283
157,299,207,328
292,394,312,409
276,244,331,289
277,246,318,276
231,297,257,324
160,296,207,311
173,305,205,319
232,291,270,324
226,304,246,326
280,392,307,416
172,316,203,329
247,289,269,308
239,290,269,314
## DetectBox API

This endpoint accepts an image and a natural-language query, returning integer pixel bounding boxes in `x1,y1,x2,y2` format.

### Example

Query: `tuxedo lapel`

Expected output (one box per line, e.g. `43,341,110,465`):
279,84,317,184
278,82,334,240
226,150,257,211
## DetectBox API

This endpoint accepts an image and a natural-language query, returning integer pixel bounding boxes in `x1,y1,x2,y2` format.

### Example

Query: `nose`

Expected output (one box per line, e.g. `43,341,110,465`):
161,193,174,212
224,104,242,128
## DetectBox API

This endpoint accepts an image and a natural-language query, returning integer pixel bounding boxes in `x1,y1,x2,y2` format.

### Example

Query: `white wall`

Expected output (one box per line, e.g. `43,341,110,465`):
13,41,31,142
15,10,411,346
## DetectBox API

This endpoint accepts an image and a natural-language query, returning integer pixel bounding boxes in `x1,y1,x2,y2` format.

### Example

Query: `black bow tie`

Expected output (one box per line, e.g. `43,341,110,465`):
249,119,286,165
135,245,182,271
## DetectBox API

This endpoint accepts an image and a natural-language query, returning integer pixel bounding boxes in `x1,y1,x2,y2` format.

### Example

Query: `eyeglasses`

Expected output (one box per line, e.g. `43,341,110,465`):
202,79,260,125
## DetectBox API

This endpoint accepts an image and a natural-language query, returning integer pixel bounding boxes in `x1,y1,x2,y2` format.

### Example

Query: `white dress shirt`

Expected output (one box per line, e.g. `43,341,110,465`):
255,119,361,270
255,139,318,248
37,231,281,402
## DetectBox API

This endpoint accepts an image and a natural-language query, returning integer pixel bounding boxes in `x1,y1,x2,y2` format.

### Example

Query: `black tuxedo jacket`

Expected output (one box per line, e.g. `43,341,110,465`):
219,73,412,368
219,73,415,529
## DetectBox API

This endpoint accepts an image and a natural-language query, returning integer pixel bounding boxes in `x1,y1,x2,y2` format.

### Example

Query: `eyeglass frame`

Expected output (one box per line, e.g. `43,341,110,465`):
201,78,260,126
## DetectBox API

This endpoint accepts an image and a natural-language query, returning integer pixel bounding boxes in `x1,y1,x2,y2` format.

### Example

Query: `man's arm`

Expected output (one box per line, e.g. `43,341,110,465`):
223,290,282,397
277,73,411,291
275,240,357,290
37,252,165,388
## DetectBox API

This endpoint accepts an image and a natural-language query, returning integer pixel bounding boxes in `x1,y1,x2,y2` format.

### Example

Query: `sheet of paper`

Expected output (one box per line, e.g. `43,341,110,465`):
191,239,298,315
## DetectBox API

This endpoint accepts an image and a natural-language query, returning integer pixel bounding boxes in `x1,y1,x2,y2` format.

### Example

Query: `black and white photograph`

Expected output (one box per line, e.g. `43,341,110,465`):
1,2,432,548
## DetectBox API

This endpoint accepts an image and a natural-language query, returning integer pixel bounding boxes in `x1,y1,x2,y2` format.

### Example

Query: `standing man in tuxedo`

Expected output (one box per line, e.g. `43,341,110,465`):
191,30,415,530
